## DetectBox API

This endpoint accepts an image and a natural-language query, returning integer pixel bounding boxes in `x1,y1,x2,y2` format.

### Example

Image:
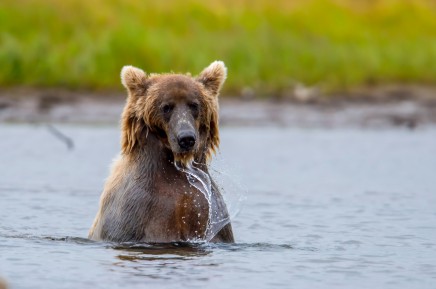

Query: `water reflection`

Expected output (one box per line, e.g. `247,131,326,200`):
113,242,211,262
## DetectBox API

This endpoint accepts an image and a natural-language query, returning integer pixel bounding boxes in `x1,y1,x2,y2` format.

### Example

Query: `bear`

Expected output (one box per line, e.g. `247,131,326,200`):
88,61,234,243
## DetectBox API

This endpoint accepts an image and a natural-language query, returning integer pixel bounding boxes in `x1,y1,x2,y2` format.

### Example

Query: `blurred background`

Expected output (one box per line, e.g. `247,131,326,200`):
1,0,435,98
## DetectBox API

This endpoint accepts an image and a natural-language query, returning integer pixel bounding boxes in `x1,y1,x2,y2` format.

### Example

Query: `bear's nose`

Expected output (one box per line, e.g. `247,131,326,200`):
177,131,196,150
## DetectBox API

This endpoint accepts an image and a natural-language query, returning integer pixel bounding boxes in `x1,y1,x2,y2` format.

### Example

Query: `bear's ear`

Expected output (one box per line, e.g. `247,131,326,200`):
196,61,227,96
121,65,148,96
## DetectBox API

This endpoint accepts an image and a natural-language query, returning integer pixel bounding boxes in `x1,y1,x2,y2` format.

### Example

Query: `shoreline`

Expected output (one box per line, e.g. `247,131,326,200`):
1,86,436,128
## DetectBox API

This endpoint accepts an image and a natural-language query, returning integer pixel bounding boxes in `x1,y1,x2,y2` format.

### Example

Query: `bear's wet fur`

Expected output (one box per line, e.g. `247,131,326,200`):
89,61,234,243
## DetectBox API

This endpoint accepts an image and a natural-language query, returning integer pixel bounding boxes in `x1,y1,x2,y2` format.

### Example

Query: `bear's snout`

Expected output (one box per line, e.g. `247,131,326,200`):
177,130,196,150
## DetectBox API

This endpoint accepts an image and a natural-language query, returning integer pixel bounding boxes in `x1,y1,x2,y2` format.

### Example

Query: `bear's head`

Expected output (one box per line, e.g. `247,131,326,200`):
120,61,226,167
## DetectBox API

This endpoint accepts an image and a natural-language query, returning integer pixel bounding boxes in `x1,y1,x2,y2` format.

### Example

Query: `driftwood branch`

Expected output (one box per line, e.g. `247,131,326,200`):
46,124,74,150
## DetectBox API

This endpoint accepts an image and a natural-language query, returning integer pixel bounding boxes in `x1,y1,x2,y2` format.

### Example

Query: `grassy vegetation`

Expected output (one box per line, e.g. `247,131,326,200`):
1,0,436,96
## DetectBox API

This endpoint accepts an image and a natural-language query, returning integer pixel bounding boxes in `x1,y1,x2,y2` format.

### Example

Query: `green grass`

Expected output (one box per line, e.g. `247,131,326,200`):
1,0,436,96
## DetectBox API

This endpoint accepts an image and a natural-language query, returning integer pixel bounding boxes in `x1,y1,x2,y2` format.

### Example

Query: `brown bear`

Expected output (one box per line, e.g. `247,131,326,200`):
88,61,234,243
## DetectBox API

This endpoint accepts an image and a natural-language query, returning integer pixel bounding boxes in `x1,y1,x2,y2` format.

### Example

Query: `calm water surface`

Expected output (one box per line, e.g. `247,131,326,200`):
1,124,436,289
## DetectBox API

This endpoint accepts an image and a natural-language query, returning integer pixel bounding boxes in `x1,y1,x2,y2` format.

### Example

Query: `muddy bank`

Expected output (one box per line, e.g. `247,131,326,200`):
1,86,436,128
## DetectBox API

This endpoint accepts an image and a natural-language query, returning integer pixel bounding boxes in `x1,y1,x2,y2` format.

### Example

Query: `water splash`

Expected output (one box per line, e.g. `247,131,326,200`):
174,161,231,241
210,153,247,223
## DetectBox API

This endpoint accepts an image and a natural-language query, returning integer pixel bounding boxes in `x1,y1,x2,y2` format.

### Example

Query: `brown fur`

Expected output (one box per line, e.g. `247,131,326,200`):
89,61,234,243
0,279,7,289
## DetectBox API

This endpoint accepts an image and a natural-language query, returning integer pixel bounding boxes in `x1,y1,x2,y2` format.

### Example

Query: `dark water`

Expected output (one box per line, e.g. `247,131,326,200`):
1,124,436,289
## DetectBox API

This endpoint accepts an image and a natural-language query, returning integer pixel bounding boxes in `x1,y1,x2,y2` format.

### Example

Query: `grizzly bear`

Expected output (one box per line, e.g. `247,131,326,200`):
88,61,234,243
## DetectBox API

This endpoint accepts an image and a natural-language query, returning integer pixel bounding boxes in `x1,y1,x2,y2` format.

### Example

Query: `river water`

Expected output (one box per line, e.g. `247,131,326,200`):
1,124,436,289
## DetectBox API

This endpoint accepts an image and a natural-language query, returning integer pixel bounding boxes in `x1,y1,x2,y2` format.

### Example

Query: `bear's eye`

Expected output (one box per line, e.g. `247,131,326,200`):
162,104,174,114
188,102,199,112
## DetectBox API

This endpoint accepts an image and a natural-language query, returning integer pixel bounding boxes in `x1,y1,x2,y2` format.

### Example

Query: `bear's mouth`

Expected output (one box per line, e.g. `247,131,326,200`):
173,152,195,167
